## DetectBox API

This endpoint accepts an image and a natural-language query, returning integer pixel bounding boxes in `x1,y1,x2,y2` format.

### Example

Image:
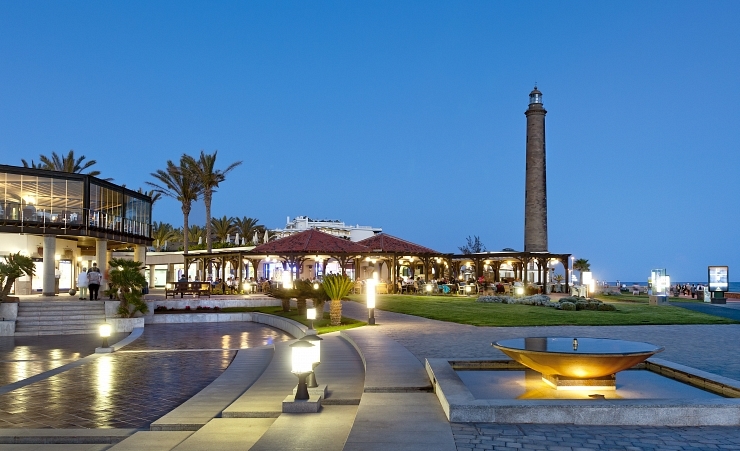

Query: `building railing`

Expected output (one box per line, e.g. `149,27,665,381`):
0,206,151,238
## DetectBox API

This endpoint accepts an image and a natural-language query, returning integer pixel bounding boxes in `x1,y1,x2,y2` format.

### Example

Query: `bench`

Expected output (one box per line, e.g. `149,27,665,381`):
165,282,212,298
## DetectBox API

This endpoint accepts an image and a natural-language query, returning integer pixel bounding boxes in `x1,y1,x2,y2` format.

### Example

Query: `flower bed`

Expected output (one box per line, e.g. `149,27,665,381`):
476,294,616,311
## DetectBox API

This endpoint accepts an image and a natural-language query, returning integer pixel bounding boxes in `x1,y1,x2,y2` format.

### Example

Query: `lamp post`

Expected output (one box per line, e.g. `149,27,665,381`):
301,334,323,388
290,340,314,401
366,277,376,325
307,307,316,330
99,323,112,349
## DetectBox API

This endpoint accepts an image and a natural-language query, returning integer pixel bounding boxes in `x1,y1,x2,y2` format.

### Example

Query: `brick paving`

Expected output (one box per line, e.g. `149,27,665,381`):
339,300,740,451
0,322,291,429
0,332,127,386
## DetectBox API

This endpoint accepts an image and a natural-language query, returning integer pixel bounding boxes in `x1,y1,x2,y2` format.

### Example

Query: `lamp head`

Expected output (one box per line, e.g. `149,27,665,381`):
99,323,112,338
290,340,315,374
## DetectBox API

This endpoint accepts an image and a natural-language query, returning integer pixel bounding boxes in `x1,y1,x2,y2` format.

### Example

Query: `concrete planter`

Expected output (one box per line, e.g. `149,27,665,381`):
107,317,145,332
0,321,15,336
0,303,18,321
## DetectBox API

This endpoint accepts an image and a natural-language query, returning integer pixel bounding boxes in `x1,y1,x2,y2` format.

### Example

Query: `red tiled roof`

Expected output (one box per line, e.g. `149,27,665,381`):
250,229,370,254
357,233,439,254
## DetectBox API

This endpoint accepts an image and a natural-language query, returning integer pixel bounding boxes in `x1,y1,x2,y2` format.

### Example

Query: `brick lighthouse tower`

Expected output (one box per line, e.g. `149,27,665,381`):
524,86,548,252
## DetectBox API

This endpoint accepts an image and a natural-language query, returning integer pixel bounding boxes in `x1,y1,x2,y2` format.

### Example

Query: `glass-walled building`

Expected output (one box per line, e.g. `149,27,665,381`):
0,164,153,296
0,164,152,243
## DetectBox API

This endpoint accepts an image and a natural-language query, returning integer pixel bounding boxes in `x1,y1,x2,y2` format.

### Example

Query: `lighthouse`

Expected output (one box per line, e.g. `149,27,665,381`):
524,86,548,252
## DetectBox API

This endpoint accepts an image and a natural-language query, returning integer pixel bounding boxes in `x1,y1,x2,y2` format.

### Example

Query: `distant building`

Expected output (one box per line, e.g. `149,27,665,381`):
271,216,381,242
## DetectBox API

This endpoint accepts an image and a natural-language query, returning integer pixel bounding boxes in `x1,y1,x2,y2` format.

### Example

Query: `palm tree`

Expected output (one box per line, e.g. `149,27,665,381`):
211,215,236,243
22,150,107,179
137,188,162,206
182,151,242,254
147,158,203,261
151,222,176,251
188,225,205,246
234,217,262,244
573,258,591,285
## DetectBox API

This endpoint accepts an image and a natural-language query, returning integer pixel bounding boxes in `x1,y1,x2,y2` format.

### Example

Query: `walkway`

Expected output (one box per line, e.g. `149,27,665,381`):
337,300,740,451
670,300,740,321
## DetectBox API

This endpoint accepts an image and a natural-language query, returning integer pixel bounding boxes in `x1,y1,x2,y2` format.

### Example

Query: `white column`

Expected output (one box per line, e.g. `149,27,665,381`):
149,265,156,288
167,263,175,283
96,239,108,292
42,235,56,296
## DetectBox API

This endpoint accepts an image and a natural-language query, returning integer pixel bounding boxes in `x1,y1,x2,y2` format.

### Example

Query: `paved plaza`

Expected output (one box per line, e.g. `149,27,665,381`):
0,300,739,449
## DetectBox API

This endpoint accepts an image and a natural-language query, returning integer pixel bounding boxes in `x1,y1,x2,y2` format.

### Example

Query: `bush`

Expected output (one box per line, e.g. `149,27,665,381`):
598,303,617,311
561,301,576,311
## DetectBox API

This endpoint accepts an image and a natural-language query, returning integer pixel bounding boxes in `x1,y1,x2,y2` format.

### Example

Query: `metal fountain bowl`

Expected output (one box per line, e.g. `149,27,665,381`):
492,337,664,379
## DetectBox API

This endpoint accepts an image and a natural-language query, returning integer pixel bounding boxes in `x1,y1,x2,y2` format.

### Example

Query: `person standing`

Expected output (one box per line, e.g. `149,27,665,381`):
77,268,89,300
88,266,102,300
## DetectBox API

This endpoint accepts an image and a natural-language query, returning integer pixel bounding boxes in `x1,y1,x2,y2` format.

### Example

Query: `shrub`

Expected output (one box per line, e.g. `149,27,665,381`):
561,301,576,311
598,303,617,311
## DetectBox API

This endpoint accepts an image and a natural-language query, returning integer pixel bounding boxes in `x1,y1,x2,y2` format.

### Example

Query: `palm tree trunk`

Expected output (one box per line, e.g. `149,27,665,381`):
204,190,213,253
182,204,190,278
330,299,342,326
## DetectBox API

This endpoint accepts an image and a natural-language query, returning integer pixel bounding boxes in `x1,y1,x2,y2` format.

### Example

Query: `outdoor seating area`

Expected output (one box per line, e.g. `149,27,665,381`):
165,281,212,298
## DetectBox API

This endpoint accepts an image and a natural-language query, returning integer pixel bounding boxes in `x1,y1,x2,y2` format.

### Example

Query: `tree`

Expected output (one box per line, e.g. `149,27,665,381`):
107,258,148,318
0,252,35,302
187,225,205,247
151,222,177,251
234,217,262,244
573,258,591,285
182,151,242,255
211,215,236,243
137,188,162,206
459,235,487,254
147,158,203,260
322,274,354,326
22,149,107,179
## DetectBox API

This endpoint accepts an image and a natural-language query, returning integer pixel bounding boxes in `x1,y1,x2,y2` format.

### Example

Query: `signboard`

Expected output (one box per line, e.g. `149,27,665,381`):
708,266,729,292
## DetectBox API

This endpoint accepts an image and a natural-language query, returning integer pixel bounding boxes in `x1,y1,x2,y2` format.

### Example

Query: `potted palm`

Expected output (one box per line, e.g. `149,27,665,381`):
108,258,149,318
0,252,35,302
322,274,354,326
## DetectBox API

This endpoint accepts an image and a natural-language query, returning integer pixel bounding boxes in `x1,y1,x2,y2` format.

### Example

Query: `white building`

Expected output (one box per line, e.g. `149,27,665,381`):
271,216,381,242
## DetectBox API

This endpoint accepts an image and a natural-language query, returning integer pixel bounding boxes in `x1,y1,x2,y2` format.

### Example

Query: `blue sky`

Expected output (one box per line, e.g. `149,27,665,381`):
1,1,739,282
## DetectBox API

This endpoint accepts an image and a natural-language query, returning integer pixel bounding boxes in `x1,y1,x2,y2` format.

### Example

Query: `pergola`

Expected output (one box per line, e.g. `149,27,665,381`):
182,229,571,293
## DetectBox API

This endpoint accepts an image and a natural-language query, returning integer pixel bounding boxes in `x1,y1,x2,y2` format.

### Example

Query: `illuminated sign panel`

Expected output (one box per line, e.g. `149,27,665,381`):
708,266,729,292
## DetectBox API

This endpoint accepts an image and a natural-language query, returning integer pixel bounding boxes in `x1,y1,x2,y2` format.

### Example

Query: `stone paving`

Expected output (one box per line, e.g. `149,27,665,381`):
339,300,740,451
0,323,291,429
0,333,127,386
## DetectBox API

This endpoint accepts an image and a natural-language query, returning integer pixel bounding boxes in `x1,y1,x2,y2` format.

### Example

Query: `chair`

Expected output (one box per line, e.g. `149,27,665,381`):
441,284,451,295
354,280,364,294
504,284,512,295
376,283,388,294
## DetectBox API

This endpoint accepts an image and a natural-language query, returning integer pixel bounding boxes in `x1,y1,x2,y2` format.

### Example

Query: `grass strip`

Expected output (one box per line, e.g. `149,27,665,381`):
347,294,737,327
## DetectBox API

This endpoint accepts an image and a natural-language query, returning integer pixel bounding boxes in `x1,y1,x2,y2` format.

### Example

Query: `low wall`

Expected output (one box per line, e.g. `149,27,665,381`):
0,303,18,321
147,298,281,311
107,317,145,332
150,311,308,338
0,321,15,336
726,292,740,299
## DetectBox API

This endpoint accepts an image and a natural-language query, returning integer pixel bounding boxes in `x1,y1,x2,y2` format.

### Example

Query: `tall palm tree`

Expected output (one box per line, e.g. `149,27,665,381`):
182,151,242,254
151,222,176,251
22,150,106,178
573,258,591,285
234,217,261,244
147,158,203,260
211,216,236,243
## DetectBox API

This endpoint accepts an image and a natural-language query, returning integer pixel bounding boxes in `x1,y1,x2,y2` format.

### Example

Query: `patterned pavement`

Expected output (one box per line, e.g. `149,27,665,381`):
0,323,291,429
339,300,740,451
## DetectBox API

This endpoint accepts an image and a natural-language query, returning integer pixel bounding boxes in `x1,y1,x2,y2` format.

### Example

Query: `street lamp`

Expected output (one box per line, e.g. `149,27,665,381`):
366,277,376,325
290,340,315,401
99,323,112,349
306,307,316,329
301,334,323,388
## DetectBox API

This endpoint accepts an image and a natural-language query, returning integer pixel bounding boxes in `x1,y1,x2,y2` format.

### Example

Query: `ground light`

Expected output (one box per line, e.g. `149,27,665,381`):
301,334,323,388
306,307,316,329
366,278,376,325
99,323,112,349
290,340,314,401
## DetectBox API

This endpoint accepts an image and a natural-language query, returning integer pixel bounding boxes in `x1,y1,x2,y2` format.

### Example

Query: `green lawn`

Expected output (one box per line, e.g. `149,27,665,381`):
157,306,366,334
347,294,737,327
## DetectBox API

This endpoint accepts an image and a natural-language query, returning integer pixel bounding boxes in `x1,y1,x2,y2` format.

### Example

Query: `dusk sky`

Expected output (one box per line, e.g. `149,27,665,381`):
1,2,738,282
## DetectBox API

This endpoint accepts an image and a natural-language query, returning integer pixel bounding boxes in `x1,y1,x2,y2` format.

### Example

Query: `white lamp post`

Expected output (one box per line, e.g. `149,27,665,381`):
99,323,112,349
307,307,316,330
366,277,376,325
301,334,323,388
290,340,314,401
